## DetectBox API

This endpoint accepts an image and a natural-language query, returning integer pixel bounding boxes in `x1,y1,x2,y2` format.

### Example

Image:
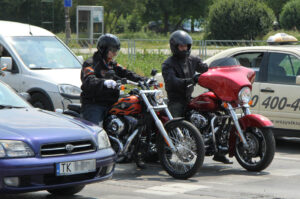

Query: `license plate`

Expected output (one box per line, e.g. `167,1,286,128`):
56,159,96,176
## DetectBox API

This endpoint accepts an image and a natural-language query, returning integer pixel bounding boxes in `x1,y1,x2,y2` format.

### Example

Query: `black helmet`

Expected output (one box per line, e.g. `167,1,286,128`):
97,34,121,61
169,30,192,59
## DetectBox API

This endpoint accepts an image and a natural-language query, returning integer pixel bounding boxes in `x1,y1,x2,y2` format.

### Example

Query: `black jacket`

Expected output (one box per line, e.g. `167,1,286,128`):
162,55,208,102
80,55,144,107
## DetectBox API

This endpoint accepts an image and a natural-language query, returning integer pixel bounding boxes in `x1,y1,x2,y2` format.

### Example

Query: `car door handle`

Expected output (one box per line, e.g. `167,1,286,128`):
260,88,274,93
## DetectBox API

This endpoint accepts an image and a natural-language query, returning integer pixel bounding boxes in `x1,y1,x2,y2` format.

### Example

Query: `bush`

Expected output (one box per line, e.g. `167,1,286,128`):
280,0,300,30
206,0,275,40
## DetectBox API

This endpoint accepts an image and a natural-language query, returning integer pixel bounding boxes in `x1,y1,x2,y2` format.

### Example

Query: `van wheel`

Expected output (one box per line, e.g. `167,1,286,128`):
29,93,53,111
47,185,85,196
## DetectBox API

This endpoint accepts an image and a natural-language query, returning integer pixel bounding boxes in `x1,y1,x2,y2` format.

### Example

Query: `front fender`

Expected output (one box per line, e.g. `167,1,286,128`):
238,114,273,130
163,117,185,128
228,114,273,157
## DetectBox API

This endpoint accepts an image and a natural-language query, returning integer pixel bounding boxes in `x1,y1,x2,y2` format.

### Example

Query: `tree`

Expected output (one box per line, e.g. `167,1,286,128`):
263,0,289,23
206,0,275,40
280,0,300,30
141,0,209,33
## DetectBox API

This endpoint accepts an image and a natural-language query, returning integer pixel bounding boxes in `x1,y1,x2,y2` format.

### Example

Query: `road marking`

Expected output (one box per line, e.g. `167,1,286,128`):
135,183,210,196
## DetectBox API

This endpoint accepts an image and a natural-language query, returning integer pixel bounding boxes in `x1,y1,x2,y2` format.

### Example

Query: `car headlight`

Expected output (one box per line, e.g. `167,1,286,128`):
58,84,81,99
97,130,111,150
153,90,164,104
238,87,251,104
0,140,34,158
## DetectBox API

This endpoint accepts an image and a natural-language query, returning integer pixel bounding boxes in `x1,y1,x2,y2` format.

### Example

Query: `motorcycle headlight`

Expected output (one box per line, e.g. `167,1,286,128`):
58,84,81,99
97,130,111,150
0,140,34,158
238,87,251,104
153,90,164,104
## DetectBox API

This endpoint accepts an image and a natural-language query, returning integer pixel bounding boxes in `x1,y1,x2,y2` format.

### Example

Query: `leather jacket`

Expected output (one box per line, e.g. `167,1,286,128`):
162,55,208,102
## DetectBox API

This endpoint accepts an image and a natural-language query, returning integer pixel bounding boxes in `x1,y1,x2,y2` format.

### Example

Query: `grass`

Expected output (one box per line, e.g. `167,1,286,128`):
78,52,168,77
116,52,168,76
68,29,300,77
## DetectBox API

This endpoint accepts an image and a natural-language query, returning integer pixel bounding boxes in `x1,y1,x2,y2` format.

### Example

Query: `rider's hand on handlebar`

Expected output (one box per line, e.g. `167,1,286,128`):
104,79,117,89
193,73,201,84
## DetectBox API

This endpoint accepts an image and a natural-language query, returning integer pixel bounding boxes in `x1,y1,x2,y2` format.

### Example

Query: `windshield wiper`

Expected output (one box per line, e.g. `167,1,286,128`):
0,105,26,109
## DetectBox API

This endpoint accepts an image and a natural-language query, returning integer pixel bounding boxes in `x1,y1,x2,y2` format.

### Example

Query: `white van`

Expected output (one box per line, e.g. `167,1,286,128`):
0,20,83,110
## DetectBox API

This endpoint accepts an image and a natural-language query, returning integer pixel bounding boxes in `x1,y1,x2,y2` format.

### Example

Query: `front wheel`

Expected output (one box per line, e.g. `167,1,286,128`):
235,127,275,171
158,120,205,179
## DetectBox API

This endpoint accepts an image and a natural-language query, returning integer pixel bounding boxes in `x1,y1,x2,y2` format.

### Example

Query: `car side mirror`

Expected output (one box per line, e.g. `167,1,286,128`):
19,92,31,101
0,57,12,71
77,55,84,64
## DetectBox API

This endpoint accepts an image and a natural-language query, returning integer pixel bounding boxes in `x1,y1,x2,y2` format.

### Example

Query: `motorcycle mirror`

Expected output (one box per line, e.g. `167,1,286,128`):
151,69,157,76
121,78,127,84
105,70,116,79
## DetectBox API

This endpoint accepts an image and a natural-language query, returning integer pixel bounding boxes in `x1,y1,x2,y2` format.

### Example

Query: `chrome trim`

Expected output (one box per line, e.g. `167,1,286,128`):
40,140,96,157
227,103,249,148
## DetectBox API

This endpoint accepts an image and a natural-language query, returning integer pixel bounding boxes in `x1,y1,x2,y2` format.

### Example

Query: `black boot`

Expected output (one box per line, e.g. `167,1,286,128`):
135,152,147,169
213,154,233,164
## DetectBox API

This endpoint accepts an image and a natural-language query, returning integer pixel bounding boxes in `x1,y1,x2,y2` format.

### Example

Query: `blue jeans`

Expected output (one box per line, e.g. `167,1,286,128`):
81,104,109,126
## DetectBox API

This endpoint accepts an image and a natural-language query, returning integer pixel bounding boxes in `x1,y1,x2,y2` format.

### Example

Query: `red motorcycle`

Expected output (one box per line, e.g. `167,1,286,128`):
186,57,275,171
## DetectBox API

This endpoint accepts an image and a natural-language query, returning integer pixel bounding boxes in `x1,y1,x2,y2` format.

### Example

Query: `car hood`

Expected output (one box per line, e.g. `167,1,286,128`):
0,108,99,149
30,68,81,88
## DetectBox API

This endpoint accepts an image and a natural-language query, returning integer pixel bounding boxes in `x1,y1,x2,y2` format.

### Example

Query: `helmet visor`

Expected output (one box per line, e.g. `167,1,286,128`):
108,47,120,53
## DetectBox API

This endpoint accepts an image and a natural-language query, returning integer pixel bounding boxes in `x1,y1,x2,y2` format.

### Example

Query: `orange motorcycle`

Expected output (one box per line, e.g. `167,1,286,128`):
66,70,205,179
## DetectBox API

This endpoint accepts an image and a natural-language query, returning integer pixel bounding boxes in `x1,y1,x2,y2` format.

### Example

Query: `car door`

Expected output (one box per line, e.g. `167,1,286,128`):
232,52,267,114
0,44,25,92
258,51,300,130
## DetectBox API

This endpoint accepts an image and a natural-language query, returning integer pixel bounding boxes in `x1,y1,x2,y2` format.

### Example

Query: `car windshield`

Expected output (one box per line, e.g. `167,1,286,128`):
8,36,81,69
0,81,30,108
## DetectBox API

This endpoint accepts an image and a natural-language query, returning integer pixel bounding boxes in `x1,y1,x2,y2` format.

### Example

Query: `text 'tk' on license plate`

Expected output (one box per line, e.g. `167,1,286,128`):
56,159,96,176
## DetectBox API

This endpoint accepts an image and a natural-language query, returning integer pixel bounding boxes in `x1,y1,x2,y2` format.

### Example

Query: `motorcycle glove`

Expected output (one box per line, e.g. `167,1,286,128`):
185,78,195,88
104,79,117,89
193,73,201,84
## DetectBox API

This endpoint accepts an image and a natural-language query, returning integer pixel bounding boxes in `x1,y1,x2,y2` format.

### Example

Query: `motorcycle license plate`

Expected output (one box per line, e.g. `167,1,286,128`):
56,159,96,176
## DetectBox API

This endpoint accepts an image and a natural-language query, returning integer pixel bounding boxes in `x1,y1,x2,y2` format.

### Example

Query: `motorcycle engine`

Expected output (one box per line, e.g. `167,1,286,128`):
189,111,208,130
105,115,125,136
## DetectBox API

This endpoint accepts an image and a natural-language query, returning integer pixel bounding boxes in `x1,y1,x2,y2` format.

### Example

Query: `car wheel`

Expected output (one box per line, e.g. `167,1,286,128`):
47,185,85,196
29,93,53,111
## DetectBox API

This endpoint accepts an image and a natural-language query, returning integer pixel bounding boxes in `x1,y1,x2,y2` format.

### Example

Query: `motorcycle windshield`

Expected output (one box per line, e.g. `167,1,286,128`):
199,57,255,102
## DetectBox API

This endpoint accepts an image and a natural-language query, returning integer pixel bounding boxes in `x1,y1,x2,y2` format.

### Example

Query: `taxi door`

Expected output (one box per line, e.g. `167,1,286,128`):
258,52,300,130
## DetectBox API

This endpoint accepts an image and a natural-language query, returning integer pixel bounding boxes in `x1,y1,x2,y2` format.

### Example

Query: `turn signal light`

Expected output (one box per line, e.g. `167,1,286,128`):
248,100,253,106
159,82,163,88
120,85,125,91
1,66,7,71
223,102,229,108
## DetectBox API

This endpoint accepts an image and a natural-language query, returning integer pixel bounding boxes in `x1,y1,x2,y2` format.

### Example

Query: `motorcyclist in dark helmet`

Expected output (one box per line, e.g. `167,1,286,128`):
162,30,232,164
80,34,145,126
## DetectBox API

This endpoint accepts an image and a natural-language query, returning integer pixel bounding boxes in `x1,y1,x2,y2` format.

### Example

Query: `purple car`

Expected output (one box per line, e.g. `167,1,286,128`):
0,80,116,195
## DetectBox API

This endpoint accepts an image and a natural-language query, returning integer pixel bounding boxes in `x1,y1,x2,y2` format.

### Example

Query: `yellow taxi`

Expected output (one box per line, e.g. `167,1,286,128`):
202,33,300,137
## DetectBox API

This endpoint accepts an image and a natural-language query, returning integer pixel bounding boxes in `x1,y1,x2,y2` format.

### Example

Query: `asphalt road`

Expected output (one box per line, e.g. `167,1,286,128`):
2,138,300,199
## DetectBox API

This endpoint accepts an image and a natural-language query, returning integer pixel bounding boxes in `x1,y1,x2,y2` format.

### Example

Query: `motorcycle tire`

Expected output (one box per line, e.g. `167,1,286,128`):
235,127,275,172
158,120,205,179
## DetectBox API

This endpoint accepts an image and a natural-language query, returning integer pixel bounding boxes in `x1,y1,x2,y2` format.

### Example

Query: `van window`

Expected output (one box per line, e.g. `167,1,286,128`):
8,36,81,69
